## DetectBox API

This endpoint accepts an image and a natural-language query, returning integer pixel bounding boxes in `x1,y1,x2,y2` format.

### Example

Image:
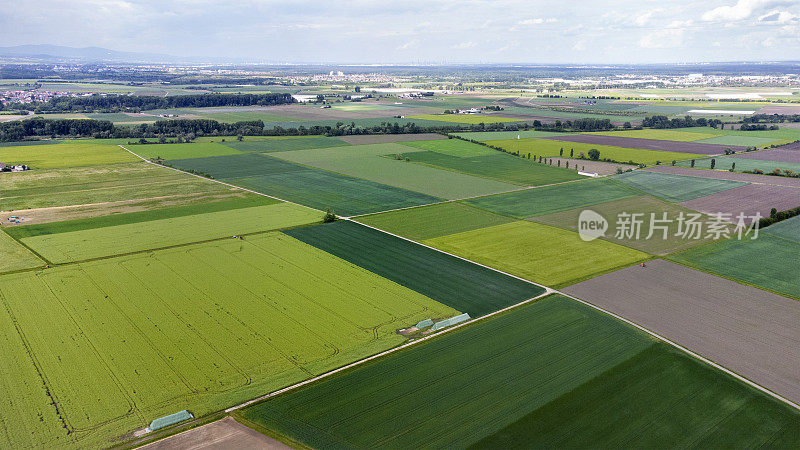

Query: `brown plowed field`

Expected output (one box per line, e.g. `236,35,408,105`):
564,259,800,405
645,165,800,187
543,134,746,155
680,184,800,220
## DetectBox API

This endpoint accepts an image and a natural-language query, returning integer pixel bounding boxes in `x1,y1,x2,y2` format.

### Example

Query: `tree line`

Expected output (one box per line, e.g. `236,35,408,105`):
641,115,723,129
7,93,295,113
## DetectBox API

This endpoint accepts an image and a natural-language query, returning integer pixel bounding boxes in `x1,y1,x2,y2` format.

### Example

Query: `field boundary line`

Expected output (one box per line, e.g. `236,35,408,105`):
224,289,553,413
117,145,324,213
346,176,598,219
348,219,800,412
555,289,800,411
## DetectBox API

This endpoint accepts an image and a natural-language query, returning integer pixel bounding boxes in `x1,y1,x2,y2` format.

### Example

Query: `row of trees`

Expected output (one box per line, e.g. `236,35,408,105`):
13,93,295,113
641,115,723,129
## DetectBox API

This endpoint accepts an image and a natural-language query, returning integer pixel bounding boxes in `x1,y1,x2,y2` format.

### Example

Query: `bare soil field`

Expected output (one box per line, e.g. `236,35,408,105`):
756,105,800,115
733,146,800,164
680,184,800,220
338,133,445,145
645,165,800,187
563,259,800,405
543,134,746,155
141,417,288,450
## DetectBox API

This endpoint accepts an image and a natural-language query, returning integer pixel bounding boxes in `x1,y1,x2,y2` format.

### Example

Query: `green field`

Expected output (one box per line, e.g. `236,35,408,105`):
408,114,525,124
425,221,647,286
22,202,321,263
356,203,515,240
763,215,800,242
695,135,780,147
451,130,571,141
239,295,800,448
127,143,243,159
0,229,43,272
285,221,544,317
270,143,519,199
0,142,139,168
677,156,800,174
400,150,585,186
222,136,350,152
400,138,496,157
531,195,723,255
1,162,231,211
589,129,713,141
0,232,457,448
168,153,442,216
614,171,748,202
669,235,800,299
197,111,304,123
671,126,800,142
6,194,277,239
486,138,702,165
465,178,641,219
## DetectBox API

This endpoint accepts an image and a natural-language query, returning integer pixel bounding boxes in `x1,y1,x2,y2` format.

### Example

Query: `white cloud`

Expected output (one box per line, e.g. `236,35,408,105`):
452,41,476,49
633,9,662,26
758,10,799,23
572,40,586,51
701,0,786,22
396,39,418,50
517,17,556,25
639,28,685,48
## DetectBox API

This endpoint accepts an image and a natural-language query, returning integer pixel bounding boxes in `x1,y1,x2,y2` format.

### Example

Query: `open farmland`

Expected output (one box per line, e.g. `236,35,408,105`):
407,114,525,124
269,143,519,199
0,162,232,212
532,196,721,254
613,170,747,202
166,153,441,216
680,184,800,221
285,220,544,317
337,133,445,145
0,141,139,168
401,149,584,186
125,143,243,159
238,295,800,448
221,136,350,152
732,145,800,164
645,164,800,186
677,155,800,174
356,202,514,240
424,221,647,286
0,229,43,272
545,133,745,155
670,235,800,299
21,202,321,263
0,232,457,448
590,129,715,141
764,215,800,242
451,130,571,141
465,178,641,218
400,138,496,156
564,259,800,405
485,138,701,165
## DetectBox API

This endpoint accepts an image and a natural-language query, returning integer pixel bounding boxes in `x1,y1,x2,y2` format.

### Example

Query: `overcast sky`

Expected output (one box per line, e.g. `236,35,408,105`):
2,0,800,64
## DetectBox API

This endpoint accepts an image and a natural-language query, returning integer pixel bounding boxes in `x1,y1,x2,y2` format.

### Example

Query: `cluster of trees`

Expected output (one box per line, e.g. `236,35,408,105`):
641,115,723,129
760,205,800,228
739,123,780,131
0,118,114,141
743,114,800,124
15,93,294,113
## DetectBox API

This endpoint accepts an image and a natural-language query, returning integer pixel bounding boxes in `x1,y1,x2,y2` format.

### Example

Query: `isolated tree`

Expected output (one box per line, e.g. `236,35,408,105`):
731,162,736,172
570,148,574,158
557,160,561,167
354,86,361,92
559,148,564,156
323,208,337,223
710,158,716,169
237,134,244,141
691,159,695,167
623,121,632,129
672,160,676,166
588,149,600,161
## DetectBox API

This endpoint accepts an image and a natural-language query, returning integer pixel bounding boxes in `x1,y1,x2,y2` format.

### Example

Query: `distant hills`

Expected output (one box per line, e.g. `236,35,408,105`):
0,44,193,63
